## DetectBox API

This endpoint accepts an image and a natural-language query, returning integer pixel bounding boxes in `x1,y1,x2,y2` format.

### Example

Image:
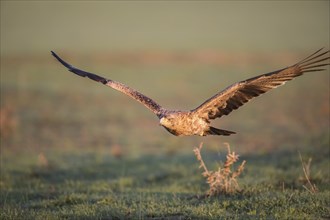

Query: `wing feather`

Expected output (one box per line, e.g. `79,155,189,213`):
193,49,329,120
51,51,163,116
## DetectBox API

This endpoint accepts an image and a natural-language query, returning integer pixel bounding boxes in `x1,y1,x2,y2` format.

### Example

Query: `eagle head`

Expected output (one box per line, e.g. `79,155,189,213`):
159,117,172,128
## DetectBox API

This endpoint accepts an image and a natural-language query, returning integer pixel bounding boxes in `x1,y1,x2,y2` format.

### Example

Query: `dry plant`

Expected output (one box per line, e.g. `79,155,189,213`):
193,142,246,196
298,151,318,194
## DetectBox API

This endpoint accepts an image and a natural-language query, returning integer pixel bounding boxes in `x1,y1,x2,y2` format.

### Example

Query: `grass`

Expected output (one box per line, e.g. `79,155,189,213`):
1,51,329,219
298,151,318,194
1,146,329,219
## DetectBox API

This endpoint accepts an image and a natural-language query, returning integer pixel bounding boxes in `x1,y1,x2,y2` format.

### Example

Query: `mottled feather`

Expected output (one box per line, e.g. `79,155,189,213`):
193,48,329,120
51,51,164,116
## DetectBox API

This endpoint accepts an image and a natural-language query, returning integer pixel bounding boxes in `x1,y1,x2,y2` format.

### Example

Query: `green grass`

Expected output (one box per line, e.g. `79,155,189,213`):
1,51,329,219
1,146,329,219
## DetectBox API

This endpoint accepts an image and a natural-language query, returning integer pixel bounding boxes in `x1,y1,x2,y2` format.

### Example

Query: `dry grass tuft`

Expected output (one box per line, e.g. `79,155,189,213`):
193,142,246,196
298,152,318,194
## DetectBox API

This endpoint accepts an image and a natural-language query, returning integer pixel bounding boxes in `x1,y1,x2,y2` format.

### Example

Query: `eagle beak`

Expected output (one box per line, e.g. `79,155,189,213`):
159,117,166,127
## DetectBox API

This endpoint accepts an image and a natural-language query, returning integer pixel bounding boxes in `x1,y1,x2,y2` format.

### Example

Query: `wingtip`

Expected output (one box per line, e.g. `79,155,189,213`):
51,50,59,59
50,51,74,70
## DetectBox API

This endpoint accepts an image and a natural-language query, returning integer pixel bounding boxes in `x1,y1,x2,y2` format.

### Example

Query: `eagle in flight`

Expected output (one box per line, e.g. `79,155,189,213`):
51,49,329,136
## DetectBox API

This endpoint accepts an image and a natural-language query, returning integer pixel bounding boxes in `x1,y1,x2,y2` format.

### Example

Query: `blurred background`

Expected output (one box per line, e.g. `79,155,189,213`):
1,1,329,157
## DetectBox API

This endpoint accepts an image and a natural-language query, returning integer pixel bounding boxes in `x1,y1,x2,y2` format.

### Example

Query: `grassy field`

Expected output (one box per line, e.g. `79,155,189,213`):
0,146,329,219
1,2,329,219
1,51,329,219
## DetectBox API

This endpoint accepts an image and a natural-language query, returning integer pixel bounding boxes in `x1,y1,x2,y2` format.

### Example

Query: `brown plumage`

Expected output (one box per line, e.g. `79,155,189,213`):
51,49,329,136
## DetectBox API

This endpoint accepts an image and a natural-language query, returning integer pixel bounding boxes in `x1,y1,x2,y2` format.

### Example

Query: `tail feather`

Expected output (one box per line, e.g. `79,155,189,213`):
206,127,236,136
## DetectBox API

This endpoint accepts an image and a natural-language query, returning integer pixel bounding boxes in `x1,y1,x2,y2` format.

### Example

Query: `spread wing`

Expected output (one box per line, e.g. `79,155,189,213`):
51,51,164,116
193,48,330,120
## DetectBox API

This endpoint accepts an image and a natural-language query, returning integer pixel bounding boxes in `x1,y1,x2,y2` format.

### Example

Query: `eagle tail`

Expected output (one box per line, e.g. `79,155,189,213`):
206,127,236,136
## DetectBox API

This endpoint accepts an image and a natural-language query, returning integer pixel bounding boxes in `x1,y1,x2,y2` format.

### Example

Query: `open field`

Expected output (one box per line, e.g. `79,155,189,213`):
1,51,329,219
0,145,329,219
1,2,329,219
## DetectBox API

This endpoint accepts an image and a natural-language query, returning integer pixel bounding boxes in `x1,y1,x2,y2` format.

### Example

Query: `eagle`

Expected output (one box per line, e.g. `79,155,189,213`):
51,49,329,136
